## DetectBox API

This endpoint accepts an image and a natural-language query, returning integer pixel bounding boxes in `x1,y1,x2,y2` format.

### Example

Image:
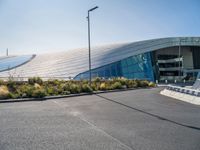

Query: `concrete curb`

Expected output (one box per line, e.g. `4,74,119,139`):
160,89,200,105
0,87,154,103
0,93,92,103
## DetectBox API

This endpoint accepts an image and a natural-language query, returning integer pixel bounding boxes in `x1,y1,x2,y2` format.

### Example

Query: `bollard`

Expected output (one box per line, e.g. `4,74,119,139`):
174,80,176,84
156,80,158,84
165,80,168,84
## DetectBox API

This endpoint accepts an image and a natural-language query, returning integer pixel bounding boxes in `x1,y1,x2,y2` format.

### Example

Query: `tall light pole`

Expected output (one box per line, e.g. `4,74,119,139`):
87,6,98,86
6,48,8,56
178,38,181,81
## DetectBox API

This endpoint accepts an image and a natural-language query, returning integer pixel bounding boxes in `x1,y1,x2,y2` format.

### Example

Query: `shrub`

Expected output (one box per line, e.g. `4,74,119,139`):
99,83,106,90
46,84,65,95
44,82,68,96
127,80,138,88
91,82,100,91
7,93,19,99
34,83,41,89
0,78,156,99
0,85,10,99
31,88,46,98
7,80,16,90
80,80,89,84
28,77,43,85
57,85,65,95
93,77,101,82
111,82,122,89
137,80,149,87
81,84,93,93
28,77,34,84
0,79,4,85
69,84,81,94
47,79,60,86
148,82,156,87
17,84,34,98
114,77,127,85
61,91,70,95
60,83,70,91
46,86,56,95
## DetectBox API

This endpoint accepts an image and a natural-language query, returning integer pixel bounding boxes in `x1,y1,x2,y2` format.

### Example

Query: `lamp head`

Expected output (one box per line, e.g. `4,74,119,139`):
89,6,98,12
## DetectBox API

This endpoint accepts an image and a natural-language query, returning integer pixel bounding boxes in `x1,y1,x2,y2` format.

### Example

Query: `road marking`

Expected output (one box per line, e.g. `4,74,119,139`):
52,100,60,105
52,100,135,150
75,113,135,150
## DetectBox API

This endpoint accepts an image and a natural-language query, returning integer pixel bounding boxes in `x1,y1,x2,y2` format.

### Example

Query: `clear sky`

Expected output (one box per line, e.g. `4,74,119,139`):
0,0,200,55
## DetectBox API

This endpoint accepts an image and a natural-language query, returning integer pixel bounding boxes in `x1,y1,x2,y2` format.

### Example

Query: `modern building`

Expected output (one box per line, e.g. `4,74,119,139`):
0,37,200,82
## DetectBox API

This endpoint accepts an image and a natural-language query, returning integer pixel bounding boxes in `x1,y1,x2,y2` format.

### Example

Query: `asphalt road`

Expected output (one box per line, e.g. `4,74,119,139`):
1,87,200,150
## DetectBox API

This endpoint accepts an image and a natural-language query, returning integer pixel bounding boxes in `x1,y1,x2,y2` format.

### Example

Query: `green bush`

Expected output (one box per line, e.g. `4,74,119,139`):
0,79,4,85
113,77,127,85
91,82,100,91
28,77,34,84
45,82,70,96
93,77,101,82
7,92,19,99
46,79,60,86
60,83,70,91
81,84,93,93
45,86,56,95
31,88,46,98
111,82,122,89
7,80,16,90
69,84,81,94
28,77,43,85
0,78,156,99
61,91,70,95
99,83,107,90
17,84,34,98
127,80,138,88
148,82,156,87
137,80,149,87
81,80,89,84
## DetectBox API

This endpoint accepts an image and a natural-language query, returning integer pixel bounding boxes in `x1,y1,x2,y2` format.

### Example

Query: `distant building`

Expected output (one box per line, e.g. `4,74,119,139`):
0,37,200,82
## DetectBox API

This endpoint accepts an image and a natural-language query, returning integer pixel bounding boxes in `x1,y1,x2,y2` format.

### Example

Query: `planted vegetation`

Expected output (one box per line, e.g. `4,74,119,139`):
0,77,156,99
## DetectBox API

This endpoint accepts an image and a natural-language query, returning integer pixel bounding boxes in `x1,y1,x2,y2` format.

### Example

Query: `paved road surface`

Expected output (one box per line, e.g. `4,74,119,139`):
1,87,200,150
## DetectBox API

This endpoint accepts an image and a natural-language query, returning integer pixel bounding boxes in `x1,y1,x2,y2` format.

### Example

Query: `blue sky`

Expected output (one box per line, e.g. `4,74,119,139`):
0,0,200,55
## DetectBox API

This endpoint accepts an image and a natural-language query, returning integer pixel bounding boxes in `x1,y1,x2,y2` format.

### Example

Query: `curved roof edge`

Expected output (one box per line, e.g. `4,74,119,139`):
75,37,200,78
93,37,200,68
0,37,199,79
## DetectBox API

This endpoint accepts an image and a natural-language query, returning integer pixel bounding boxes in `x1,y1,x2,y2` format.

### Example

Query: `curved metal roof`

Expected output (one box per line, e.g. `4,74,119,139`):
0,37,200,79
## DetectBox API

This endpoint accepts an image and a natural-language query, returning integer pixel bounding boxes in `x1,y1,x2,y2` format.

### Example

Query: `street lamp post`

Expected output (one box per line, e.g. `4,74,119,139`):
178,38,181,81
87,6,98,86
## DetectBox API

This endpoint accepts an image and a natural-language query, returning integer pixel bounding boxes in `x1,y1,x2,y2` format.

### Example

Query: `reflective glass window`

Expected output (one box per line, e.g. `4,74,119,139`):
0,55,33,72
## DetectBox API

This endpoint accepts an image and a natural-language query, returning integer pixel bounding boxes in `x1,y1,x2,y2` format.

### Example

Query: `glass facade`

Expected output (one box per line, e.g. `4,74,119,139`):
75,52,155,81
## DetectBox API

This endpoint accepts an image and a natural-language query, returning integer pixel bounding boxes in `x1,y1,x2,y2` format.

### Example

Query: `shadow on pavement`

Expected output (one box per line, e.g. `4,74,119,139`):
95,94,200,131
